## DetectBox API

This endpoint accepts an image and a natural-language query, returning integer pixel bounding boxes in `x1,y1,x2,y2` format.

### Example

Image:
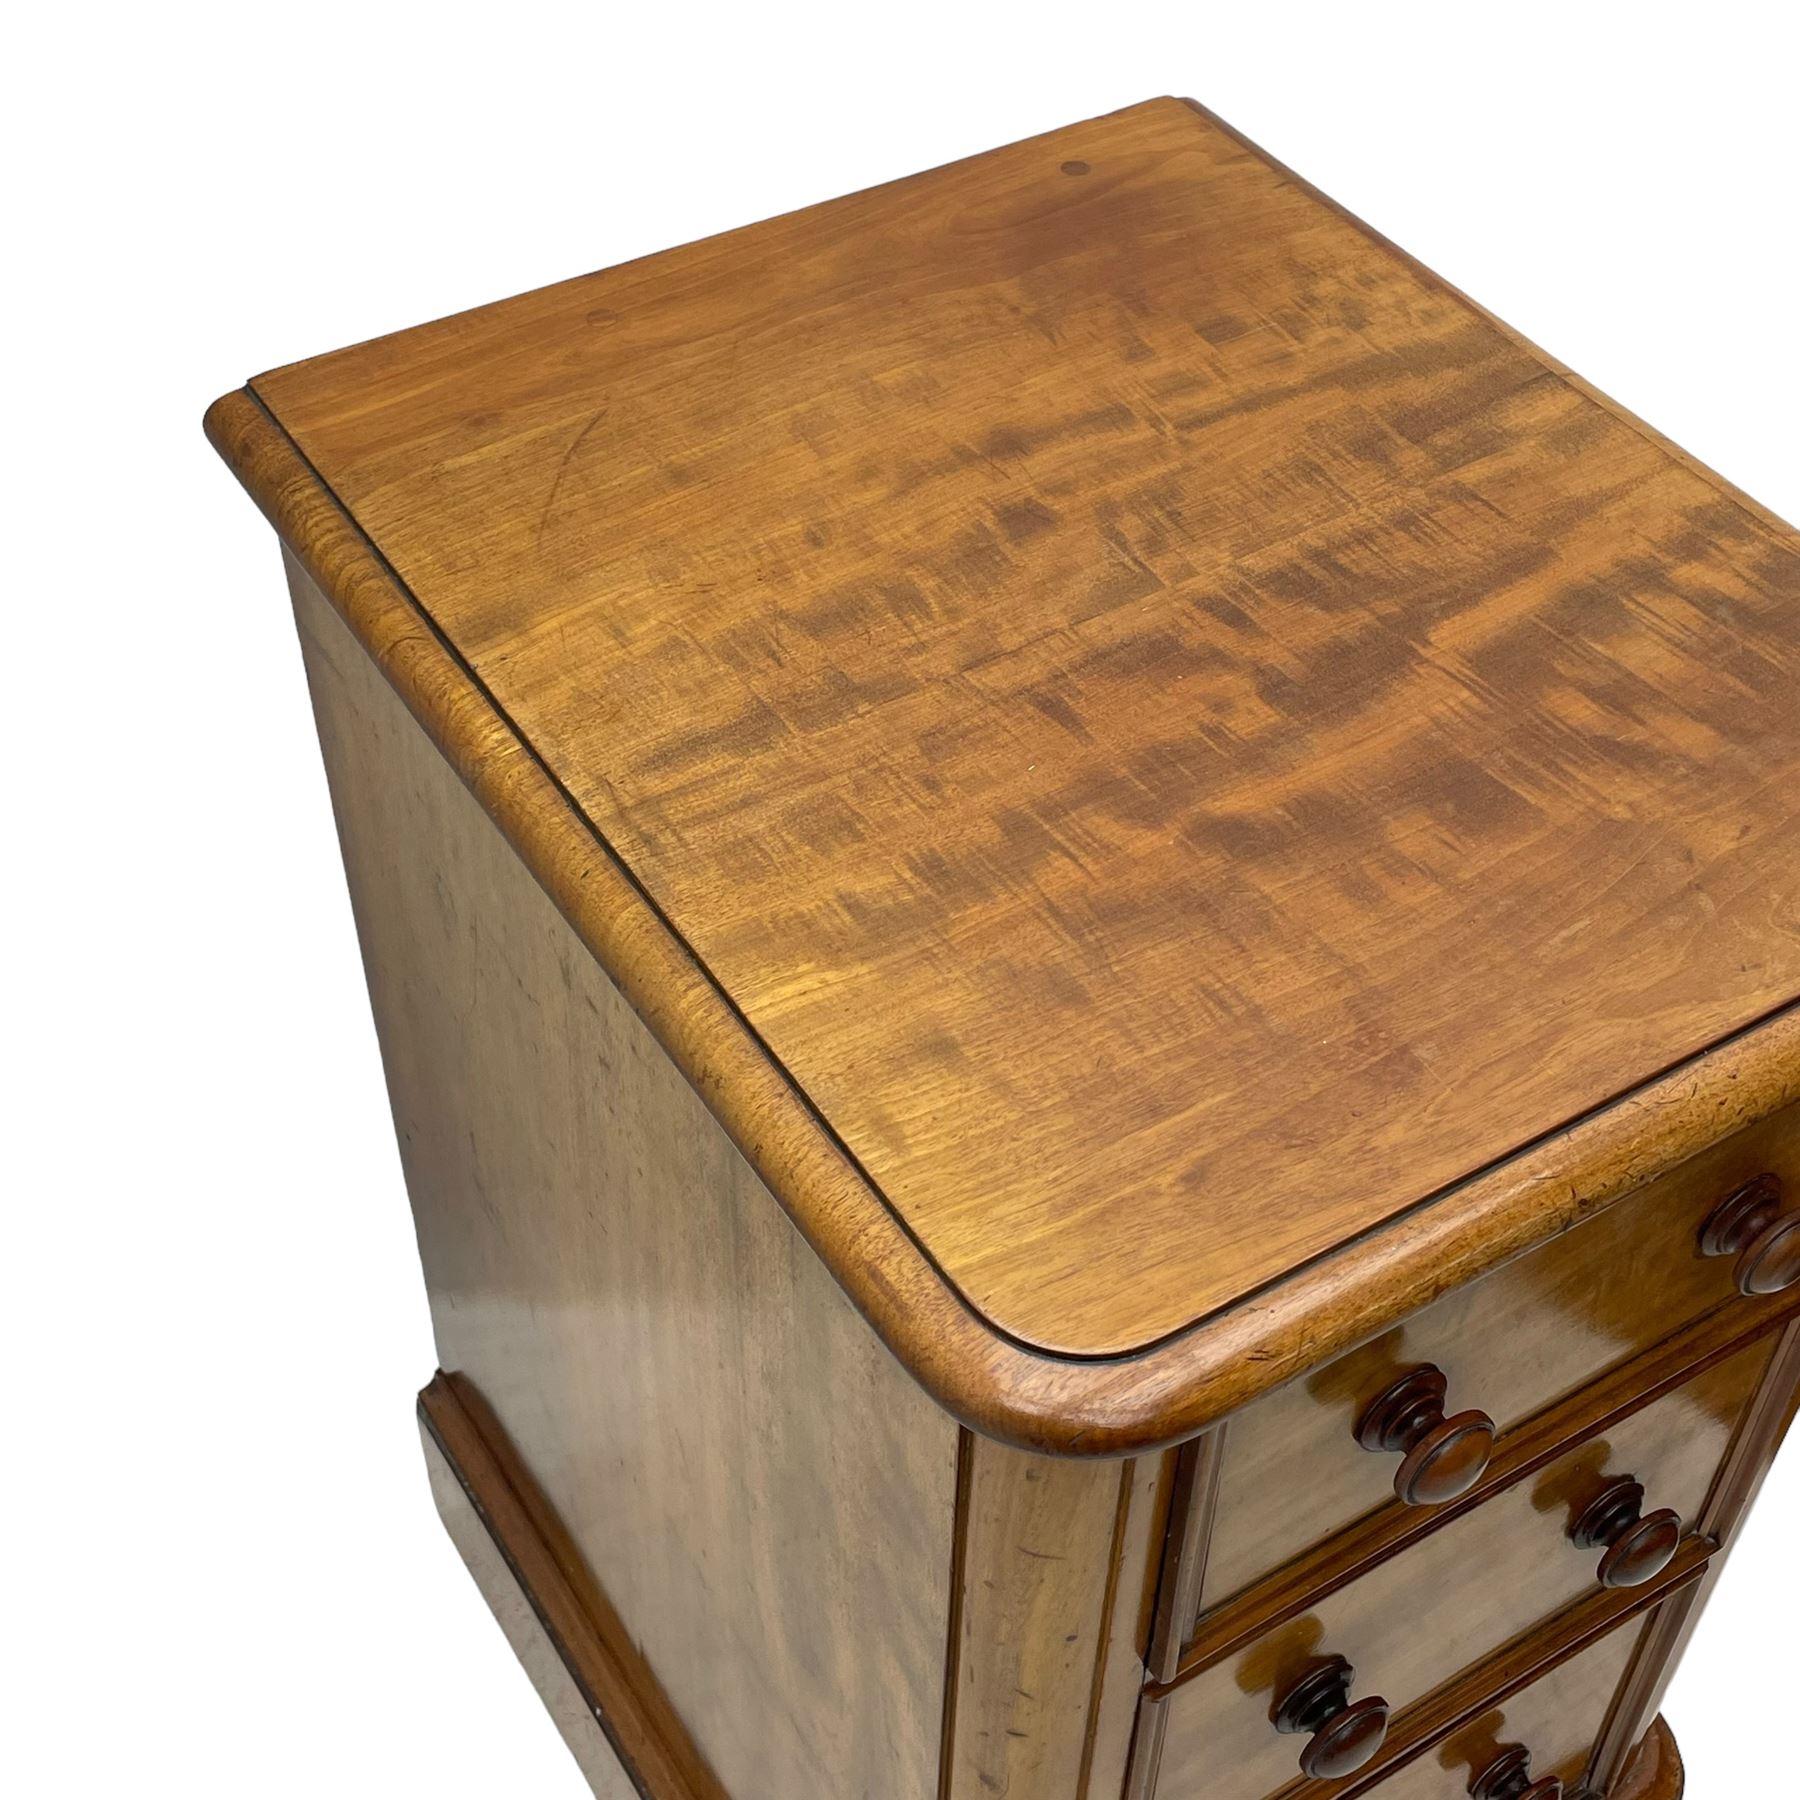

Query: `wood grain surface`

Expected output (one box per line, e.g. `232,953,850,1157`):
243,95,1800,1362
209,95,1800,1449
294,562,958,1800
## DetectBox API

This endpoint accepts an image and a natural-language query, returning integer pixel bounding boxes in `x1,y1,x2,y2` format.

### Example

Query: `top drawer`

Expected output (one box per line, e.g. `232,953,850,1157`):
1193,1099,1800,1622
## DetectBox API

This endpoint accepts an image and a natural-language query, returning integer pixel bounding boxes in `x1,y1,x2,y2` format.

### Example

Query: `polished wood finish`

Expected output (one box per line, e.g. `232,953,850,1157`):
1200,1105,1800,1615
1153,1340,1771,1800
293,563,958,1800
245,91,1800,1365
208,98,1800,1800
206,89,1800,1451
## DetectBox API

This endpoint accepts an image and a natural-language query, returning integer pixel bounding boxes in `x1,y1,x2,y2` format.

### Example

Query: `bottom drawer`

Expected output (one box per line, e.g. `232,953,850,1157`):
1135,1593,1677,1800
1356,1617,1650,1800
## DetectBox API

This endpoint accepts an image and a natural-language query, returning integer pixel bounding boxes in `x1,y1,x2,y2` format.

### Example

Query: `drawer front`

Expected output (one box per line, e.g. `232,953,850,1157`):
1348,1614,1650,1800
1154,1336,1771,1800
1201,1103,1799,1618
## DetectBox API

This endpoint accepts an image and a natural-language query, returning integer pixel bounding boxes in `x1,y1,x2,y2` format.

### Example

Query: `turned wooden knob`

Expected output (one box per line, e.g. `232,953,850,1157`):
1470,1744,1563,1800
1699,1174,1800,1297
1356,1365,1496,1505
1271,1654,1390,1780
1570,1477,1682,1588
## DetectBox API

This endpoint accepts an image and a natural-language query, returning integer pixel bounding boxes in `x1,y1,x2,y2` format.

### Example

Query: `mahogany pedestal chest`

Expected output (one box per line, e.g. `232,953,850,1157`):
208,99,1800,1800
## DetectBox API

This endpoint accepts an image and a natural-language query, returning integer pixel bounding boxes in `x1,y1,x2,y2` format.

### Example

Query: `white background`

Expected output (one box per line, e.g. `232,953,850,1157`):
8,4,1797,1794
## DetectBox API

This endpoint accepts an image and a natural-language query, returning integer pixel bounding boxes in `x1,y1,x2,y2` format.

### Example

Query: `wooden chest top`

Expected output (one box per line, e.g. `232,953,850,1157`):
215,99,1800,1442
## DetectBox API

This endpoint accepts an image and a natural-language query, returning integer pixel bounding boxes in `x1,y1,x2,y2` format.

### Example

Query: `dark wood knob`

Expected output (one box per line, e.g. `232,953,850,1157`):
1470,1744,1564,1800
1569,1477,1682,1589
1271,1654,1390,1780
1356,1365,1496,1505
1699,1174,1800,1297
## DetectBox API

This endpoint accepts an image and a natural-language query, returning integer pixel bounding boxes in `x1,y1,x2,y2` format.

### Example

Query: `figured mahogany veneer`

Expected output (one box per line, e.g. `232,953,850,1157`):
208,95,1798,1800
208,94,1800,1451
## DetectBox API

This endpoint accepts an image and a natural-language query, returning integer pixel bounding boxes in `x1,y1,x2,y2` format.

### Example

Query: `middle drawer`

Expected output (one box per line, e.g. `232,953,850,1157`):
1150,1332,1770,1800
